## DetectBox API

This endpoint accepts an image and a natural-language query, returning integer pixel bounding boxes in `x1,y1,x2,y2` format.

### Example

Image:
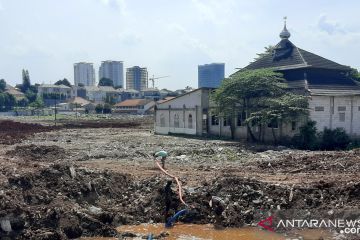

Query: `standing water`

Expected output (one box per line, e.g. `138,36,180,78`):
117,223,285,239
82,223,332,239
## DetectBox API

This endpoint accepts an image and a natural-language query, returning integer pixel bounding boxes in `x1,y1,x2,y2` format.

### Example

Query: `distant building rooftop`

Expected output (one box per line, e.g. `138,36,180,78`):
114,99,152,107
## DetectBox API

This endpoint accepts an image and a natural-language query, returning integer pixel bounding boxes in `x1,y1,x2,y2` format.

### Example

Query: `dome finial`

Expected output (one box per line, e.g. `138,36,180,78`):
280,16,291,39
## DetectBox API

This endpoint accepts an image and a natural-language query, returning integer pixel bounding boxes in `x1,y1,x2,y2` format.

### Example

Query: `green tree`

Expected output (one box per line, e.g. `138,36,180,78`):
29,95,44,109
211,69,308,142
55,78,72,87
0,79,6,92
20,69,31,93
253,45,275,61
350,68,360,82
98,78,114,87
95,104,103,114
17,98,29,107
0,92,16,111
103,103,112,114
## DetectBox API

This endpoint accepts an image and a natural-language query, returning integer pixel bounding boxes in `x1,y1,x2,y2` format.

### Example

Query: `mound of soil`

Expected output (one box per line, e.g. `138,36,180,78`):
1,161,359,239
257,151,360,174
0,120,56,145
6,145,66,162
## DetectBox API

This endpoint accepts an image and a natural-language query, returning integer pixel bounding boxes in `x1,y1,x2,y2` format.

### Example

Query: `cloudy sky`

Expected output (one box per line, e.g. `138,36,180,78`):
0,0,359,90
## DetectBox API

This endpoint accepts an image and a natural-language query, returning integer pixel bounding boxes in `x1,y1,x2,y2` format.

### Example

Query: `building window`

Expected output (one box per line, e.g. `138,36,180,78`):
223,116,231,126
315,106,324,112
188,114,193,129
339,113,345,122
237,112,243,126
291,121,296,131
338,106,346,112
268,119,278,128
211,115,219,125
160,113,165,127
174,114,180,128
358,106,360,111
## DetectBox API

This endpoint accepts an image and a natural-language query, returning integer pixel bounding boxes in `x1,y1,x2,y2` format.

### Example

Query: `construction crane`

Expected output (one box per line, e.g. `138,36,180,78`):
148,75,170,88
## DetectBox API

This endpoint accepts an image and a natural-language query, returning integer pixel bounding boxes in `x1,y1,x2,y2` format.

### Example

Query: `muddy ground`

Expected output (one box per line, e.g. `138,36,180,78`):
0,117,359,239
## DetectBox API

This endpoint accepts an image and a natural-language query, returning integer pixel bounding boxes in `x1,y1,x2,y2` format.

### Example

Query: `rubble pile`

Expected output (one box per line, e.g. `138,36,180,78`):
1,161,359,239
1,119,360,239
0,164,129,239
6,145,66,162
0,120,56,145
256,150,360,174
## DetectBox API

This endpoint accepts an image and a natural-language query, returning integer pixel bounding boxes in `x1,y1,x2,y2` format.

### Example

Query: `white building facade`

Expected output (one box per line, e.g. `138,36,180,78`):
155,88,211,136
99,61,124,88
126,66,148,91
74,62,96,87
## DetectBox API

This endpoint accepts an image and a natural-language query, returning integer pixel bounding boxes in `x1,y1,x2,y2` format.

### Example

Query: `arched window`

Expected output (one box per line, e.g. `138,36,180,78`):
188,114,193,129
160,113,165,127
174,114,180,128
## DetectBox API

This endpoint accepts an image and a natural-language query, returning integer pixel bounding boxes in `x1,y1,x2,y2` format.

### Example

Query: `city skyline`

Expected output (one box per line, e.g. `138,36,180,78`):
1,1,360,90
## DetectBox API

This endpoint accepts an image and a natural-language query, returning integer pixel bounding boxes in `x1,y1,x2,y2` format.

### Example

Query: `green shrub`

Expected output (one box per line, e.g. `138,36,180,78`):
318,127,350,150
103,103,112,114
95,104,103,114
291,121,318,150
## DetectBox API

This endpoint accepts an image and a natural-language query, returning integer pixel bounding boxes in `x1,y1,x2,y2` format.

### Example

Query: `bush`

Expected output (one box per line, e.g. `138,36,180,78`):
291,121,318,150
103,103,112,114
291,121,351,150
318,127,350,150
95,104,103,114
347,138,360,150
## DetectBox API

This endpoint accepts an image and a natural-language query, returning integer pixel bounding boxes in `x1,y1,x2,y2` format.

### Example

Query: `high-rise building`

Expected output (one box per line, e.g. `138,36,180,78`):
198,63,225,88
126,66,148,91
74,62,95,86
99,61,124,88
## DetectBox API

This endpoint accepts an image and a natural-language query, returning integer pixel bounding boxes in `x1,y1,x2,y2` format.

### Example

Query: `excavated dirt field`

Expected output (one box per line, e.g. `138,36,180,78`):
0,118,360,239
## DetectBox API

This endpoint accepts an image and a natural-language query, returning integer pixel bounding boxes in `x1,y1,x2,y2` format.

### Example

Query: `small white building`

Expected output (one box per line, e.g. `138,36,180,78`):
155,88,211,135
84,86,120,104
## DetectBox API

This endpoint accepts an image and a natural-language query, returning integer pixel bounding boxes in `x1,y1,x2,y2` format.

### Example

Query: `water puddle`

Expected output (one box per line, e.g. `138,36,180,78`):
116,223,285,239
83,223,333,240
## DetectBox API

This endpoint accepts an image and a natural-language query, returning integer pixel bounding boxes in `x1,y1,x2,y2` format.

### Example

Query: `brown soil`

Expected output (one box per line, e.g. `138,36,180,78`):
0,120,56,145
0,118,359,239
6,144,66,162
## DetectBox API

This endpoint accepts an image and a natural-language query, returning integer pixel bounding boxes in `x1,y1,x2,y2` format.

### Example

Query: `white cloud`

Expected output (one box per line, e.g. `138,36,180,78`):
118,32,142,46
191,0,235,25
167,23,210,55
317,14,345,35
99,0,127,15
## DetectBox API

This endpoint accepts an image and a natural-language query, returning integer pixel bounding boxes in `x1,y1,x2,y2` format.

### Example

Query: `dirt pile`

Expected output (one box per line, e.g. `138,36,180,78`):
1,161,359,239
6,145,66,162
0,164,131,239
256,150,360,174
0,120,56,145
191,177,360,227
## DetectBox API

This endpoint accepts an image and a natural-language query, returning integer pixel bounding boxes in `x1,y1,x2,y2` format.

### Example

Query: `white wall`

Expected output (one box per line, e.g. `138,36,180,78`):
309,95,360,136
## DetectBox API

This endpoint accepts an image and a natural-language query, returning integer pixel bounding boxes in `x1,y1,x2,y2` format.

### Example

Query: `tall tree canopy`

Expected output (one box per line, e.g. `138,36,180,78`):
98,78,114,87
253,45,275,61
350,68,360,82
211,69,308,142
21,69,31,93
0,79,6,92
55,78,72,87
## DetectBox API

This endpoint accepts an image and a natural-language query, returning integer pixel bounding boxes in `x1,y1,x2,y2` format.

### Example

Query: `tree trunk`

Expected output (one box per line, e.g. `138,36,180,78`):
271,127,277,145
230,116,236,140
247,123,257,142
